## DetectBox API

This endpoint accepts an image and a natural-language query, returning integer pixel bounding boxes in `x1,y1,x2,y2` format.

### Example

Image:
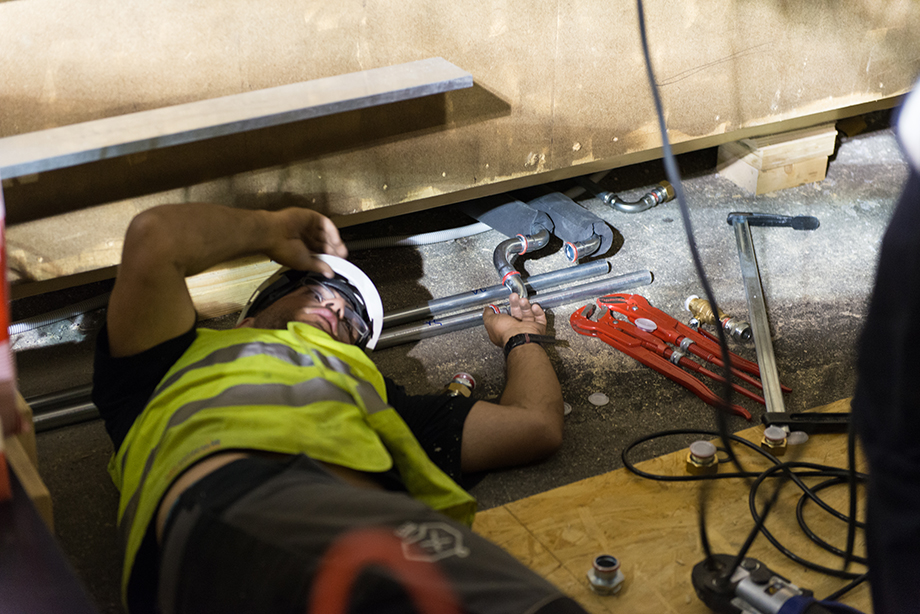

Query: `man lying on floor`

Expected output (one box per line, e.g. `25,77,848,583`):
92,202,586,614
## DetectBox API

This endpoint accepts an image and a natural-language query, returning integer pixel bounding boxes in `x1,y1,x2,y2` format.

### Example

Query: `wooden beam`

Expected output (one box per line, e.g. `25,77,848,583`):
4,392,53,531
0,57,472,179
6,436,53,531
6,98,899,292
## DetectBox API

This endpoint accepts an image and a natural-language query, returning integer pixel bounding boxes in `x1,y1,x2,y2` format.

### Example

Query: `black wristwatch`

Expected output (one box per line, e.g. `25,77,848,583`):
503,333,555,358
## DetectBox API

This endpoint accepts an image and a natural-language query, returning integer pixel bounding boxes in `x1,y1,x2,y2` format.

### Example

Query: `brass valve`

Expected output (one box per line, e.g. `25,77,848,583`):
686,440,719,476
685,295,752,342
761,425,788,456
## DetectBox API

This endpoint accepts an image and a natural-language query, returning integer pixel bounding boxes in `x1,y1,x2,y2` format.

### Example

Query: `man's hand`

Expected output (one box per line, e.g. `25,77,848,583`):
463,292,563,473
107,203,348,357
265,208,348,278
482,293,547,347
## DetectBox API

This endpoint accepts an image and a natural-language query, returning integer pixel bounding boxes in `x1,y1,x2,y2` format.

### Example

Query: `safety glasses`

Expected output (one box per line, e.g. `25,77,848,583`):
299,284,370,345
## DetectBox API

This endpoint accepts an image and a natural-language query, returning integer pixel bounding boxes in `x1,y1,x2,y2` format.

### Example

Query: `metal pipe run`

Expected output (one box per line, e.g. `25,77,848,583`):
376,269,654,350
384,259,611,328
34,401,100,432
29,268,652,431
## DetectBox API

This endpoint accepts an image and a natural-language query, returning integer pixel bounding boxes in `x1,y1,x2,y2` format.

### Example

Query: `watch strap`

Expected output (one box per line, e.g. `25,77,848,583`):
503,333,555,358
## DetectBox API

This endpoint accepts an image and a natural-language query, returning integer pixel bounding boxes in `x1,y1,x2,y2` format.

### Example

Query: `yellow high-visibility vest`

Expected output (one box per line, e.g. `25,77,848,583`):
110,322,477,599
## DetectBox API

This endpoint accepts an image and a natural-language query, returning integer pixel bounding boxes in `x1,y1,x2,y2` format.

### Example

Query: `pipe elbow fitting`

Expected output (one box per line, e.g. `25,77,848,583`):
563,234,602,263
492,229,550,300
524,228,551,252
503,272,528,298
604,181,676,214
605,194,652,214
493,236,526,297
494,236,524,272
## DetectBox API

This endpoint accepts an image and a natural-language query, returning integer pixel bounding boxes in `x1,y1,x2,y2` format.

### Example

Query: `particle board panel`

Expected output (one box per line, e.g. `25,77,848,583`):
2,0,918,287
472,398,872,613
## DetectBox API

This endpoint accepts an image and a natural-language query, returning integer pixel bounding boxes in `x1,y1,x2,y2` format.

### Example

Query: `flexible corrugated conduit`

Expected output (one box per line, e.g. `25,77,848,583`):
344,168,611,252
9,293,110,336
346,222,492,251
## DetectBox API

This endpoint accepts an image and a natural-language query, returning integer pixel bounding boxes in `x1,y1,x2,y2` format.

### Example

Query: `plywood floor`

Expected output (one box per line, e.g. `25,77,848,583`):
473,398,870,613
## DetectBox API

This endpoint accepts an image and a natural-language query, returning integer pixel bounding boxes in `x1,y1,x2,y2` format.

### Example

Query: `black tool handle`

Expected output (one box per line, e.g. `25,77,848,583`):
727,212,820,230
761,412,850,434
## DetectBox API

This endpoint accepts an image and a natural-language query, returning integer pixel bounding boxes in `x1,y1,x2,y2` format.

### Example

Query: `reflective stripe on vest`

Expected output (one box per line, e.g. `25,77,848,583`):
151,341,319,399
117,376,356,546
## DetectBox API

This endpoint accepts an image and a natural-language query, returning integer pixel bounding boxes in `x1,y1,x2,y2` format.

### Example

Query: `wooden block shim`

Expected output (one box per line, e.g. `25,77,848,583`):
14,391,38,469
6,436,54,531
473,398,870,613
186,257,282,321
717,123,838,195
5,392,53,531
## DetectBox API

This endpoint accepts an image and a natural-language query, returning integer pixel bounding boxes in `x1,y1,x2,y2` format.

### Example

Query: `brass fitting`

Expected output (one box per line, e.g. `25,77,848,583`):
660,181,676,202
686,440,719,476
761,425,788,456
685,295,752,342
443,373,476,398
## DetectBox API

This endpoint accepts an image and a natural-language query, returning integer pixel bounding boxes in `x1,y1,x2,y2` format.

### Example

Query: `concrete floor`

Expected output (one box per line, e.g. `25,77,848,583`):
13,112,906,613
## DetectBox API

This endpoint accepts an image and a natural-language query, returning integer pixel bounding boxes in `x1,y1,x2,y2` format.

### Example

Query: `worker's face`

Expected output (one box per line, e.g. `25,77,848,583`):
239,283,363,344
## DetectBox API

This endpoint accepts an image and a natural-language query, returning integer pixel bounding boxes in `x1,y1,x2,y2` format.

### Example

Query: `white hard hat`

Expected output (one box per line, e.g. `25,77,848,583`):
238,255,384,349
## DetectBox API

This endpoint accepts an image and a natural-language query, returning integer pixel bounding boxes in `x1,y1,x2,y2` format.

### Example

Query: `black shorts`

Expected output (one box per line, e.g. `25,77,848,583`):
158,455,586,614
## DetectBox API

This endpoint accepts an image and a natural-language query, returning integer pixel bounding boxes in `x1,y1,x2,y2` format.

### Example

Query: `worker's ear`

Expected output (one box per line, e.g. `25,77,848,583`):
236,317,255,329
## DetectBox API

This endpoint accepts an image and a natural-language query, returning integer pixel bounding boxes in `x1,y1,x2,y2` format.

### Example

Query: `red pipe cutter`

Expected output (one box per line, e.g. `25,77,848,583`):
570,295,790,419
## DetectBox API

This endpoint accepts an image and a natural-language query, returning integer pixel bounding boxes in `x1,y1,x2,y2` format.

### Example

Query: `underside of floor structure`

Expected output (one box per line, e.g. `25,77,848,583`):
11,111,904,612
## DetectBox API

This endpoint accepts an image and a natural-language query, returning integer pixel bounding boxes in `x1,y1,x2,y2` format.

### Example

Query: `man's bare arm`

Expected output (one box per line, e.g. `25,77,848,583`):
107,203,346,357
460,294,565,472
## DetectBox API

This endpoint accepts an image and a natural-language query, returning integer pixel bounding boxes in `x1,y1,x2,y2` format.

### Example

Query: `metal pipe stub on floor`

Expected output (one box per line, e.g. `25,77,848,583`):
727,212,819,414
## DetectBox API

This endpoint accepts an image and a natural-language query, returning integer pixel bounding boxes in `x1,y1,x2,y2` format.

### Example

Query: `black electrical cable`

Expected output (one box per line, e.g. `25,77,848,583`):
633,0,737,439
748,463,867,580
623,430,869,598
795,478,867,564
844,418,859,569
633,0,866,606
634,0,747,573
824,573,869,603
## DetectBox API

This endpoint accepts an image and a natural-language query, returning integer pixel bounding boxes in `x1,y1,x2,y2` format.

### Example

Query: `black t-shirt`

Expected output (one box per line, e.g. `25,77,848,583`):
91,324,478,485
